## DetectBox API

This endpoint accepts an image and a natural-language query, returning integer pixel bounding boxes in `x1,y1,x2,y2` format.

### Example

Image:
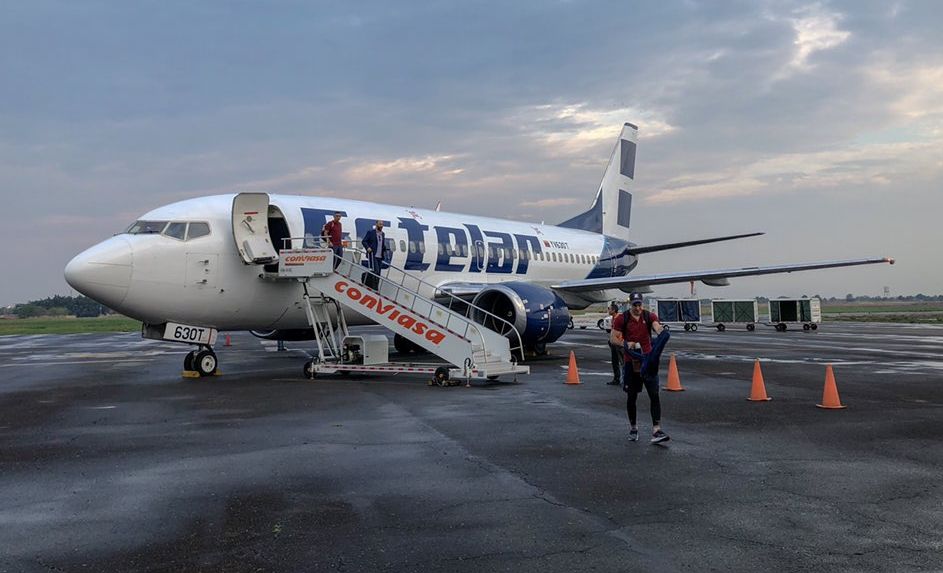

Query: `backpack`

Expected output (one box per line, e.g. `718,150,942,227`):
621,309,654,375
620,309,654,339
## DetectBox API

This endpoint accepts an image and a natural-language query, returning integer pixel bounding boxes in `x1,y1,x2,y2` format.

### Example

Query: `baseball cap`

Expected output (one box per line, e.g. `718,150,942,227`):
629,292,644,305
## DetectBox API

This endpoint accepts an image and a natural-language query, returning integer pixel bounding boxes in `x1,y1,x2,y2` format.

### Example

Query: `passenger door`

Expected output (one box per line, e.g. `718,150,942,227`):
232,193,278,264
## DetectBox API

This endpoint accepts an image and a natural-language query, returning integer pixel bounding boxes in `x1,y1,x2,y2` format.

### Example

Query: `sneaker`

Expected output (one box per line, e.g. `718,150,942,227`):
606,379,620,386
628,429,639,442
651,430,670,444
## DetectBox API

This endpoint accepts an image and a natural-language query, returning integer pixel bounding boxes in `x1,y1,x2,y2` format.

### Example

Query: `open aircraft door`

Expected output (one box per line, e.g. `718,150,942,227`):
232,193,278,265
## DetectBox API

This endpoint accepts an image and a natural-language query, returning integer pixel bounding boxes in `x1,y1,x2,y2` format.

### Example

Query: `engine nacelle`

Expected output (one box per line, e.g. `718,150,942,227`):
250,329,316,341
470,282,571,348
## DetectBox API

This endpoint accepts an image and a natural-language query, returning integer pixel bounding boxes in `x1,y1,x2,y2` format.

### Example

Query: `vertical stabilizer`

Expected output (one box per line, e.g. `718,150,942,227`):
558,123,637,240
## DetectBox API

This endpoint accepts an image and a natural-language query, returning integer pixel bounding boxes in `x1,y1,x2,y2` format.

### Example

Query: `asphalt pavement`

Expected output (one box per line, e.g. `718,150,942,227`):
1,322,941,572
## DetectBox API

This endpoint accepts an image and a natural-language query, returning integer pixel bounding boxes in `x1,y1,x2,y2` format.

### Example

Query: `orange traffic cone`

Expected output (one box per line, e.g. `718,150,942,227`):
747,359,771,401
665,353,684,391
224,334,232,347
817,364,847,409
565,351,581,385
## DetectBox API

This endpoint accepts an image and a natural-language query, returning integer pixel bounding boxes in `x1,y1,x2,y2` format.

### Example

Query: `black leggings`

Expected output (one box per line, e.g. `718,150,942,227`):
609,343,623,381
625,372,661,427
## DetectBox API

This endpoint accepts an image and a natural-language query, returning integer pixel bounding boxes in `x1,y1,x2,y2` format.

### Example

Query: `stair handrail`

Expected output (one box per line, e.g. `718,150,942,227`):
281,237,525,362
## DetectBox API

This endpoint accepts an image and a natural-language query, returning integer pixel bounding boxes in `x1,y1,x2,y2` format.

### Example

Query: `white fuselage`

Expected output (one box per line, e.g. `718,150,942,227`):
65,194,634,331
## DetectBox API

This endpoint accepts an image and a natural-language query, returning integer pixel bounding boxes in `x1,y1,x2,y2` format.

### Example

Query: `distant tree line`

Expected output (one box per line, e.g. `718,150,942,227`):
6,295,112,318
742,295,941,303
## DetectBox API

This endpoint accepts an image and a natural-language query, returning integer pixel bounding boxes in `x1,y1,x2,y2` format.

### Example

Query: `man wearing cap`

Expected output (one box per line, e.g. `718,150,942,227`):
611,292,670,444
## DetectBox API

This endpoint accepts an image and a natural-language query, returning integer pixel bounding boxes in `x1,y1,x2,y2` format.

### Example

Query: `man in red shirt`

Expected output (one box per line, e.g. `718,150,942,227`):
322,212,344,268
610,292,669,444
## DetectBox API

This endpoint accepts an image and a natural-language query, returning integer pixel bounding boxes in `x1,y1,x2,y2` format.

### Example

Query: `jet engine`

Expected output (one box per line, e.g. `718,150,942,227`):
470,282,571,352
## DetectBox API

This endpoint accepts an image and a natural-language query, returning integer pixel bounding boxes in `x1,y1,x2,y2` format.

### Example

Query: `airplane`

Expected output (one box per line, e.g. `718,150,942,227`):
64,123,894,377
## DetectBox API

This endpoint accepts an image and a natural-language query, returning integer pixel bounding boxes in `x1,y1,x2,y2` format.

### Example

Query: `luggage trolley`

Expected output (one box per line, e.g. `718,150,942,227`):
709,299,759,332
650,298,702,332
766,297,822,332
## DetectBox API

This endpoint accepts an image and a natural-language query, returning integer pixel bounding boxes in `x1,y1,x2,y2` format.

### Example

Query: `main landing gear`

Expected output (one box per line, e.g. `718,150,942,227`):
184,346,218,377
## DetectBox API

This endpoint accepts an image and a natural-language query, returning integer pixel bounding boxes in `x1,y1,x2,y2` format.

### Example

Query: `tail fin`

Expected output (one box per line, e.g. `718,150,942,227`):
558,123,637,240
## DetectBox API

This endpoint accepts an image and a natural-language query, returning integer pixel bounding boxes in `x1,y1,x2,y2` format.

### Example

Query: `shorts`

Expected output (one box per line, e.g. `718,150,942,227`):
623,364,659,394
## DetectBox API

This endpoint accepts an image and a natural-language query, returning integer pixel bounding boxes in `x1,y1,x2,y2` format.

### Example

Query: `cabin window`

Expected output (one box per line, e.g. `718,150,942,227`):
188,222,211,240
438,243,445,255
126,220,168,235
418,241,426,253
409,241,417,254
163,222,187,240
399,239,406,252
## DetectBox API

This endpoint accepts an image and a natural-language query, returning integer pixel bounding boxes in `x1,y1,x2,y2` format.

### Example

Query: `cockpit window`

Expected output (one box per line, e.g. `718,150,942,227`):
126,220,169,234
187,222,210,240
163,222,187,240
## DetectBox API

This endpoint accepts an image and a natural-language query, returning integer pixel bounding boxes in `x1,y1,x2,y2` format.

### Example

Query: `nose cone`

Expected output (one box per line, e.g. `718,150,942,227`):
65,236,133,308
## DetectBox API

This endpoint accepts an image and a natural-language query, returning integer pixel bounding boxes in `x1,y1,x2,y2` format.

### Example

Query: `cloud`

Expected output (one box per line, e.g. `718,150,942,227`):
868,58,943,122
517,102,676,155
518,197,581,208
646,139,942,204
340,154,465,184
226,165,326,193
771,3,851,79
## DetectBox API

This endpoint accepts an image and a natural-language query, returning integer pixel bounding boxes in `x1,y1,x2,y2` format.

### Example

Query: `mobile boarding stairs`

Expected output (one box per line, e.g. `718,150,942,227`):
266,241,530,383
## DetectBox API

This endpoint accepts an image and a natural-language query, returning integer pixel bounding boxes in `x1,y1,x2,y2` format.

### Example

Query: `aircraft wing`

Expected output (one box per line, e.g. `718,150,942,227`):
551,257,895,293
621,232,764,256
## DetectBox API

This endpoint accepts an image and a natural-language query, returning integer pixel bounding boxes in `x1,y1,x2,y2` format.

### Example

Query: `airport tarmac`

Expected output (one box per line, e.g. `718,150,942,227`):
1,323,941,572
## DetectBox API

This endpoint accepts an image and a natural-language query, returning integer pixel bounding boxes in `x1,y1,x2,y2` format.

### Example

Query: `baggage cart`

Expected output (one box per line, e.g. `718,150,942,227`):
709,299,759,332
649,298,702,332
767,298,821,332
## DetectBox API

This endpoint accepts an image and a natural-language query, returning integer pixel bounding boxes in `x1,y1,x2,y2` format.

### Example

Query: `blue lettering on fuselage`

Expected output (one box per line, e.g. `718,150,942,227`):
397,217,430,271
513,234,542,275
464,224,486,273
434,226,468,272
484,231,514,274
302,207,569,276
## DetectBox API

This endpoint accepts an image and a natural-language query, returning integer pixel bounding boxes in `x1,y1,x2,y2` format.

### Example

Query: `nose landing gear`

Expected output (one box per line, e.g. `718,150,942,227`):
184,346,219,377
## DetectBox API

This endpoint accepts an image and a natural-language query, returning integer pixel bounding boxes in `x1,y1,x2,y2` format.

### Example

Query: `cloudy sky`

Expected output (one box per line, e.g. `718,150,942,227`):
2,0,940,305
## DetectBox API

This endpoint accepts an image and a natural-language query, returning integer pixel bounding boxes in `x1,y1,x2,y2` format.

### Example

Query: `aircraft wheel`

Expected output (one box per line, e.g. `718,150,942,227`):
303,360,317,379
803,323,811,331
716,324,725,332
746,323,755,332
691,324,698,332
194,350,217,377
811,323,818,330
183,350,196,371
778,323,787,332
533,342,548,356
567,319,574,330
433,366,450,385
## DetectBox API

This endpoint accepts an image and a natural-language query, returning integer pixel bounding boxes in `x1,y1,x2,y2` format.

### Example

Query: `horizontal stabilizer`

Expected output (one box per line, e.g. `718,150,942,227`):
625,232,764,256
